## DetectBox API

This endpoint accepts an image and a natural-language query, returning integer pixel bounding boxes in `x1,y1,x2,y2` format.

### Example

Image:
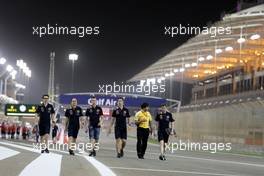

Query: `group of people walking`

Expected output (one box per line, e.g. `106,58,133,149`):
35,94,175,160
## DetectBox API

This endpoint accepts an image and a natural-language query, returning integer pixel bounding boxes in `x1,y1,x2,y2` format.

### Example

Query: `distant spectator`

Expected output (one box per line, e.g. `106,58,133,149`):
11,123,16,139
1,122,6,139
33,124,39,143
8,123,12,139
16,124,21,139
22,126,28,140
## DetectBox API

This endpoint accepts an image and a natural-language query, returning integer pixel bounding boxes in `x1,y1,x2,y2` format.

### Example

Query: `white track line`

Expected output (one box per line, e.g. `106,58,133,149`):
0,141,62,176
0,146,20,160
84,155,116,176
0,141,39,153
127,137,264,159
19,153,62,176
101,147,264,168
109,166,240,176
0,141,116,176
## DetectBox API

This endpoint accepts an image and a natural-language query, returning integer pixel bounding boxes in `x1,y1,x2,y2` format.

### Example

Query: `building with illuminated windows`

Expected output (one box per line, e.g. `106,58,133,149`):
130,4,264,107
129,4,264,151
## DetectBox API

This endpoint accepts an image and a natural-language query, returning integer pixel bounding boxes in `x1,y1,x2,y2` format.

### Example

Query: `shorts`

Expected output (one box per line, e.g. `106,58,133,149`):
114,127,127,140
39,125,50,136
89,126,100,141
158,130,169,143
68,127,79,138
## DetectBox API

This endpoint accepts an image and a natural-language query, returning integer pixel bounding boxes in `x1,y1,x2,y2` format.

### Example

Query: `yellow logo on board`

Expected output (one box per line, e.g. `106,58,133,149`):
7,105,17,112
28,106,36,113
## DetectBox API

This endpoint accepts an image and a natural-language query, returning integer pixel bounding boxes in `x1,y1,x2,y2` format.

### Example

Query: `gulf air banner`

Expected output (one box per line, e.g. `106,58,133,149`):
59,94,166,107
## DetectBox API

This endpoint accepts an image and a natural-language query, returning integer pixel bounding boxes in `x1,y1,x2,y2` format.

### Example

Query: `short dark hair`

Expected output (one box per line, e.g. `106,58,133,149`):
160,104,166,107
141,102,149,109
91,96,96,99
42,94,49,99
117,97,124,101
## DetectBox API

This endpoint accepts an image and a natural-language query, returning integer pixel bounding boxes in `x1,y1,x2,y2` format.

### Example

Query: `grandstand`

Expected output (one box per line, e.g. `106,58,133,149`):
130,4,264,104
129,4,264,152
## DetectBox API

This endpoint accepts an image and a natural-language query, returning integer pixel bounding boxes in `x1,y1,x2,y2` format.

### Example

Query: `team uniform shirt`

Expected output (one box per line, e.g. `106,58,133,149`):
112,106,130,139
112,107,130,129
135,110,152,129
65,106,83,138
85,105,103,128
155,111,174,143
155,111,174,131
36,103,55,126
65,106,83,130
36,103,55,136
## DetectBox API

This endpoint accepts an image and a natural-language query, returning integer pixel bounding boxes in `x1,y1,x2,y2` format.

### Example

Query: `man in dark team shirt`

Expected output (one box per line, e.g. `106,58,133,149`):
16,123,21,139
108,97,130,158
155,104,175,160
65,98,84,155
85,96,103,157
1,121,6,139
36,95,56,153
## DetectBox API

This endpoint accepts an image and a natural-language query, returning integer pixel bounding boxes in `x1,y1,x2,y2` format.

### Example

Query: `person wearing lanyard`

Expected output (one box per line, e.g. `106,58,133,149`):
134,103,152,159
36,95,56,153
65,98,84,155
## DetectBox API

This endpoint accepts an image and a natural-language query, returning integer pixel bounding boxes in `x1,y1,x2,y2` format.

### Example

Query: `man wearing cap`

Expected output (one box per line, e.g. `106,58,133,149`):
65,98,84,155
36,95,56,153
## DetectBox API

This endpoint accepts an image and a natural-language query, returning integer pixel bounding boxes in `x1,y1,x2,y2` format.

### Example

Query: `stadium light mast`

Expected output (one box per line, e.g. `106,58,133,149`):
0,57,7,94
69,53,78,92
48,52,55,103
4,65,13,95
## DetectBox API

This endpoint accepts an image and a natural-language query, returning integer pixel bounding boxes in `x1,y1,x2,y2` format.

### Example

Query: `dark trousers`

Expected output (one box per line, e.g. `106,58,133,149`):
137,127,149,157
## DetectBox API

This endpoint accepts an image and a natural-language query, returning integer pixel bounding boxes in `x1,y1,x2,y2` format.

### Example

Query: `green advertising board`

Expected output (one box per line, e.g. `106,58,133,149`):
5,104,37,116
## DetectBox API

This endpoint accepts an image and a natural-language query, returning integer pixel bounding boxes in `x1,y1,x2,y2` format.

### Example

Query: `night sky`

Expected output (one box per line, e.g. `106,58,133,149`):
0,0,239,103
